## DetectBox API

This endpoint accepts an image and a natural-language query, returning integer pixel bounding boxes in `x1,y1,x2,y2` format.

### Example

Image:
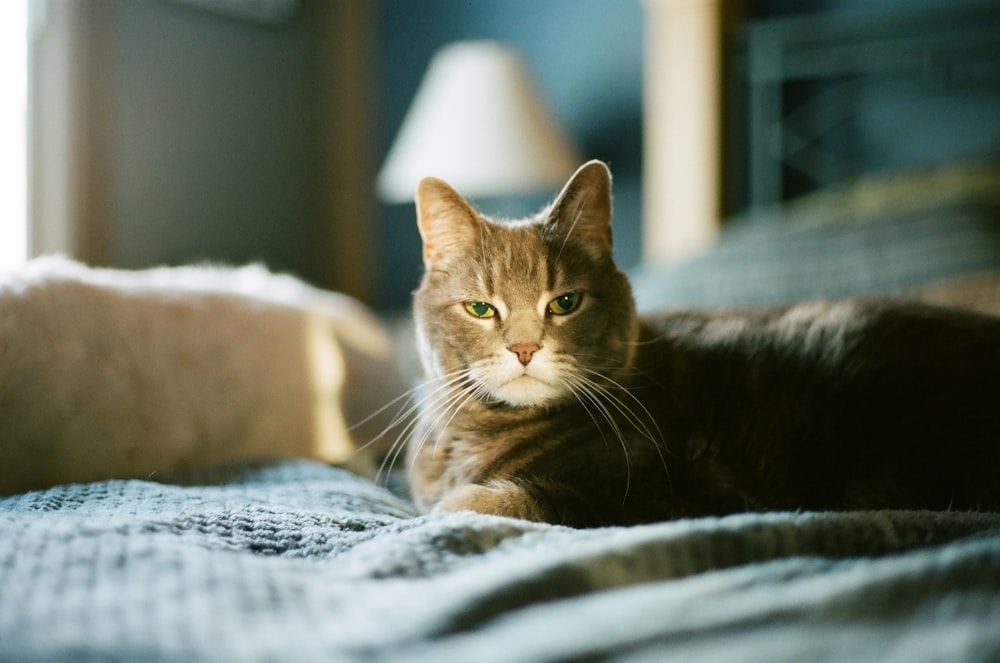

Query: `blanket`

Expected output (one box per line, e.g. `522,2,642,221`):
1,459,998,662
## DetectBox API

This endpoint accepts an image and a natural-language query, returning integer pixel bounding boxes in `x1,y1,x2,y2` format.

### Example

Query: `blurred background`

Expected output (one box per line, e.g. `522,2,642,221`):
5,0,1000,312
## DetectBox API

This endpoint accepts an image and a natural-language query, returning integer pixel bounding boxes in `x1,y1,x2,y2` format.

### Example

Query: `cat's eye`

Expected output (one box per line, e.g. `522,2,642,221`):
464,301,496,319
547,292,582,316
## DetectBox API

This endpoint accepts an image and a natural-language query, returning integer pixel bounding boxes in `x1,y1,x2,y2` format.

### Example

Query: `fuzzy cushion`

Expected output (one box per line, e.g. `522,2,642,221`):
0,257,408,493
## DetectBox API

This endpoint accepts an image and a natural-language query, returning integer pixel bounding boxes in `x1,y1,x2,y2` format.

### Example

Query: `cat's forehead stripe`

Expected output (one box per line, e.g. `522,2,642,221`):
484,217,584,297
469,220,554,307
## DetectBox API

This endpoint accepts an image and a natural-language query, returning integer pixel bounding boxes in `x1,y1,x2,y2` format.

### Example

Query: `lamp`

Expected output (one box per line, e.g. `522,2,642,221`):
376,40,581,203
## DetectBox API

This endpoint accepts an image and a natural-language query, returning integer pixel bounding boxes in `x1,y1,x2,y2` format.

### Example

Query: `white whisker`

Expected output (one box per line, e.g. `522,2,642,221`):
578,367,664,445
371,366,477,484
563,372,634,503
565,364,673,497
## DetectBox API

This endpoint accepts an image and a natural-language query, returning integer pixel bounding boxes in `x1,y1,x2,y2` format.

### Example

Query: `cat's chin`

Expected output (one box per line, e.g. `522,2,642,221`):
492,375,565,409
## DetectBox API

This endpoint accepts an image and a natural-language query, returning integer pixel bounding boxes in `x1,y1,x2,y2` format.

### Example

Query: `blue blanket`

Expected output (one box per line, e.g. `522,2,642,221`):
2,459,998,662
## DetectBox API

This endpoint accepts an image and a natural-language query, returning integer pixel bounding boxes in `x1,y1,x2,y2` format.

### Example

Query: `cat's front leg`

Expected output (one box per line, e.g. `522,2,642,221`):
433,479,557,524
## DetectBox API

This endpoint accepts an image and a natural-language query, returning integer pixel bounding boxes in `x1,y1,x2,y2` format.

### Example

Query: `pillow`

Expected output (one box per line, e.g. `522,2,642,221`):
0,256,408,494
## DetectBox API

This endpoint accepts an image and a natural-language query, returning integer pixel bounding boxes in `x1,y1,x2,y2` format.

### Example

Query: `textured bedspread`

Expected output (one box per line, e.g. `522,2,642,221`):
2,459,998,662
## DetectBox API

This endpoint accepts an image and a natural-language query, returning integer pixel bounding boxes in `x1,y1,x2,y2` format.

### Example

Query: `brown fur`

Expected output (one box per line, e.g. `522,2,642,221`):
406,160,1000,527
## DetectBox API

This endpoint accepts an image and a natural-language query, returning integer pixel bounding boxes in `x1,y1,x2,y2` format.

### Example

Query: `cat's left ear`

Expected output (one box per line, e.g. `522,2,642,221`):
415,176,483,270
546,159,613,259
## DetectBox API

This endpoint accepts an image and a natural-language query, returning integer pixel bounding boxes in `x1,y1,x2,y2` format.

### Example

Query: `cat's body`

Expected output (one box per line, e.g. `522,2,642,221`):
407,160,1000,527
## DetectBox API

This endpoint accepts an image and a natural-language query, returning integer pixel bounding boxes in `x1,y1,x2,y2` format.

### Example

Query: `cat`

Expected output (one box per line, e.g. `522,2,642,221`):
404,159,1000,527
0,256,405,494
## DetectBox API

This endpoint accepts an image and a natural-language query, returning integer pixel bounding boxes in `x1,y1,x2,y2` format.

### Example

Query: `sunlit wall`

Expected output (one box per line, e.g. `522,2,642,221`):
0,1,27,269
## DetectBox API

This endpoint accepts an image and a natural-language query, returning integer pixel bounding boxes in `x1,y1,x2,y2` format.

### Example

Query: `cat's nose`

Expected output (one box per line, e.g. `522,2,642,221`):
508,343,541,366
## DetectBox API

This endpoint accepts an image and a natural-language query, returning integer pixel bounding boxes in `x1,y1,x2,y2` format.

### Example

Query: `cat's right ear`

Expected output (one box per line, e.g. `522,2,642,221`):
415,177,482,270
547,160,614,259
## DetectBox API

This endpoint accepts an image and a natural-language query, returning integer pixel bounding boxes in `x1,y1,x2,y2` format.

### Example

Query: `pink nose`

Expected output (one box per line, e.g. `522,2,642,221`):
508,343,541,366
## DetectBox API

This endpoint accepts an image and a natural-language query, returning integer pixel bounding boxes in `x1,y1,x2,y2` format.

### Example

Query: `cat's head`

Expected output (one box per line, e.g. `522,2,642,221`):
412,160,639,409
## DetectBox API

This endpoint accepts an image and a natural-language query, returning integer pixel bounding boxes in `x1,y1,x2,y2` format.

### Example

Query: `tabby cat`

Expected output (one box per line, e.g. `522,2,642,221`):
405,160,1000,527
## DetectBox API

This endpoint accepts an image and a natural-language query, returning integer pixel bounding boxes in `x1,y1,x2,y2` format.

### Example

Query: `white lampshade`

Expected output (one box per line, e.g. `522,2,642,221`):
376,40,582,203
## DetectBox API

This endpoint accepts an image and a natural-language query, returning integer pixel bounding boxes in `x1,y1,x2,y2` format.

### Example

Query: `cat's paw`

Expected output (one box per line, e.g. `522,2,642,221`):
433,479,555,523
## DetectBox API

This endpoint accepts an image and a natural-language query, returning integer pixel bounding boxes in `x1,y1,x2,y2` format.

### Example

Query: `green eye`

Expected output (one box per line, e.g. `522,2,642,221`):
547,292,582,315
464,301,496,319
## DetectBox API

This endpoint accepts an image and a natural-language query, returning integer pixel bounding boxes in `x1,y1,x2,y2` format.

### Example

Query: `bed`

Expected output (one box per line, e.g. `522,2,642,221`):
4,3,1000,661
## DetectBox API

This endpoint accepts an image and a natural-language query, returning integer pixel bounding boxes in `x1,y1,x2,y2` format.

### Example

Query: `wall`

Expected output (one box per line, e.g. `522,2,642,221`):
109,0,322,277
32,0,376,300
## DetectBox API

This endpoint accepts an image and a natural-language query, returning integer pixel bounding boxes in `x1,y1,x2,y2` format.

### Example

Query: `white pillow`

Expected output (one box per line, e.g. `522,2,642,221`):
0,256,408,493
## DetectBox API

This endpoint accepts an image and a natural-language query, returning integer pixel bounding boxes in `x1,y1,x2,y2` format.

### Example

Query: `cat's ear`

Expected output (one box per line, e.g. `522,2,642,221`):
546,160,613,259
415,177,482,269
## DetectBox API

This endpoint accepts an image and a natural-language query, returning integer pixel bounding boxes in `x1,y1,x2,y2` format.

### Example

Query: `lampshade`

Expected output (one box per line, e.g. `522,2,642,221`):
376,40,582,203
